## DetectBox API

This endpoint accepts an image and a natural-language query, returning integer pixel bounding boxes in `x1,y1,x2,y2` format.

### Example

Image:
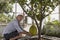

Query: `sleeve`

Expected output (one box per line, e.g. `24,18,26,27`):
13,21,23,33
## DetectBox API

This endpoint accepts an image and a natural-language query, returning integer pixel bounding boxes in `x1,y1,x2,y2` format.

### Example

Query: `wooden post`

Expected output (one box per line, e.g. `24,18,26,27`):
59,4,60,21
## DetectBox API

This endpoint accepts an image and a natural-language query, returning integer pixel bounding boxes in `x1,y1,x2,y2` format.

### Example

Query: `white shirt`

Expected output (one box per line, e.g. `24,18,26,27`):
3,19,23,34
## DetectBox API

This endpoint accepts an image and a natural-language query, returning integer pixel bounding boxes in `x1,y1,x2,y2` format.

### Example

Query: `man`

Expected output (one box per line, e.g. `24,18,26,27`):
3,13,31,40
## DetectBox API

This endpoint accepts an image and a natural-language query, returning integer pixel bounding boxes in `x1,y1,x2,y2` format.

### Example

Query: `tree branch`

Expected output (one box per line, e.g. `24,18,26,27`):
19,3,40,28
45,11,52,17
25,3,32,10
42,5,46,14
34,18,39,28
19,4,34,19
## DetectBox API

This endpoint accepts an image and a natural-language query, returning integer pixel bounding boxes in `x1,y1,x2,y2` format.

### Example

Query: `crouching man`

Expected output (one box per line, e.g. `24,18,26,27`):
2,13,31,40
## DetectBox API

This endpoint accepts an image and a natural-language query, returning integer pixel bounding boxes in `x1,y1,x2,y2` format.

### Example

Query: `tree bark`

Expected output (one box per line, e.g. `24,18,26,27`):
38,20,43,40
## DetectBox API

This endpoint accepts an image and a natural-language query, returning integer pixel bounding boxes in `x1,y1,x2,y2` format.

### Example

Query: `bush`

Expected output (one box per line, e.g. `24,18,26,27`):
42,20,60,37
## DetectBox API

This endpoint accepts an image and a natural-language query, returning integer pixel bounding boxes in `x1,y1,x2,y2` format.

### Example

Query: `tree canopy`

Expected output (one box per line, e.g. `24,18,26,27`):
0,0,12,13
0,13,12,23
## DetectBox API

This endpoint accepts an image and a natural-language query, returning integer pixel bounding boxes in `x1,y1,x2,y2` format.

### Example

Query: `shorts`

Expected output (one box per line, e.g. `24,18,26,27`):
3,30,19,40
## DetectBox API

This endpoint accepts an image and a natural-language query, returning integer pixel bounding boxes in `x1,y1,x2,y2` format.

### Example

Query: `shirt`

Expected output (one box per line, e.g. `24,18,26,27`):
3,19,23,34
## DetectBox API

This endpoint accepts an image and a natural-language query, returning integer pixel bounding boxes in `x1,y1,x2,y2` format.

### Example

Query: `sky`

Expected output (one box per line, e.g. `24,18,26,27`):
50,6,59,21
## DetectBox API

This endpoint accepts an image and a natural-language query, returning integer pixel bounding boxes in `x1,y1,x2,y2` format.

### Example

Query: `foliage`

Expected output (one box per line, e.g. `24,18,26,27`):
0,0,60,21
1,0,59,24
9,0,60,20
0,13,12,23
42,20,60,37
0,0,12,13
52,20,60,26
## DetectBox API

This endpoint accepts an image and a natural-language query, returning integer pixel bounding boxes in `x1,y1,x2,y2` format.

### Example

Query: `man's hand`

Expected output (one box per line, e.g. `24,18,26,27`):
25,32,32,36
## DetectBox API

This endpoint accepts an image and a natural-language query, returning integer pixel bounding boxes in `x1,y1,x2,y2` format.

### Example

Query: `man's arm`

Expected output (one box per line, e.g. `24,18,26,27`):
10,31,31,40
23,30,32,36
11,21,32,40
14,21,32,36
10,32,23,40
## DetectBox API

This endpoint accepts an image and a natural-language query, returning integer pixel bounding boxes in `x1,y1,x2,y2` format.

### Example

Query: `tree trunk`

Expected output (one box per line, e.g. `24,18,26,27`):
38,20,43,40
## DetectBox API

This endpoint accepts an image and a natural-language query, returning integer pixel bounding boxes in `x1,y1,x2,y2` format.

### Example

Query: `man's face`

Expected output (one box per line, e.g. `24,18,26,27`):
17,15,23,21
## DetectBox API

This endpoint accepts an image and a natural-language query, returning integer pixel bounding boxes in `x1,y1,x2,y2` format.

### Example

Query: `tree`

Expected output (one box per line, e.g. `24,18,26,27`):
1,0,60,40
0,0,12,13
9,0,60,40
0,13,12,23
0,0,13,23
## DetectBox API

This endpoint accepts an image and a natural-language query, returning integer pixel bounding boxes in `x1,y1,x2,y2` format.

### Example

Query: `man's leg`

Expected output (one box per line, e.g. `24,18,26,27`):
15,39,18,40
13,31,19,40
10,31,19,40
4,34,10,40
5,39,9,40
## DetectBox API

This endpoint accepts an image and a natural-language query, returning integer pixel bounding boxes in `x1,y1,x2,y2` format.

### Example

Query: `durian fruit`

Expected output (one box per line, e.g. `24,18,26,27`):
29,24,37,36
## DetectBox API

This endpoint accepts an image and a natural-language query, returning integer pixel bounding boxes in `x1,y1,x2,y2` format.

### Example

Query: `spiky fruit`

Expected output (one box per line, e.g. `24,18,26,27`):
29,24,37,36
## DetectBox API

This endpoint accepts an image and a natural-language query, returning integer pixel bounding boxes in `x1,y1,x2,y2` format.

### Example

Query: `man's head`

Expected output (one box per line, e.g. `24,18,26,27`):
16,15,23,21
